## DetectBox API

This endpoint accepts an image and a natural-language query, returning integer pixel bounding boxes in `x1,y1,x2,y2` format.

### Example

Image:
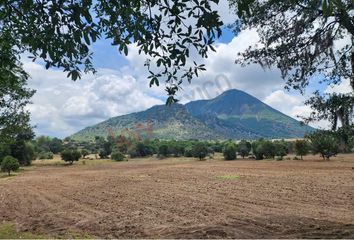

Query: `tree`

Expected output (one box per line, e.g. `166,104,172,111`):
60,149,81,164
306,130,340,160
111,151,125,161
231,0,354,134
274,141,288,160
81,149,90,159
192,142,208,161
232,0,354,91
1,0,224,102
9,130,35,166
1,156,20,176
223,142,237,160
294,140,310,160
237,140,251,158
252,139,275,160
304,93,354,151
49,138,63,154
158,144,169,158
0,31,35,146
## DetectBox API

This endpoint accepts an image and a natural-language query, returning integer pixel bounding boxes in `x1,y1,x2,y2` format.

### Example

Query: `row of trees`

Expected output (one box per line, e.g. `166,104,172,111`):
1,127,352,175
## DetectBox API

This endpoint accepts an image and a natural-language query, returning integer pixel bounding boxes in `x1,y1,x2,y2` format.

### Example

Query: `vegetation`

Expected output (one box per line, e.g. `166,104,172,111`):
38,152,54,160
306,130,340,160
1,156,20,176
60,150,81,164
274,141,289,160
237,140,251,158
192,142,209,161
232,0,353,91
71,90,313,142
223,142,237,160
0,0,225,102
294,140,310,160
111,151,125,162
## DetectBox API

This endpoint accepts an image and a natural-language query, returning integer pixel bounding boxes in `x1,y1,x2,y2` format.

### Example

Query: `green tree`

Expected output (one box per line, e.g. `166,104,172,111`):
49,138,63,154
294,140,310,160
231,0,354,134
0,31,35,146
274,140,288,160
10,130,35,166
223,142,237,160
158,144,169,158
252,139,275,160
81,149,90,159
61,149,81,164
111,151,125,161
192,142,208,161
237,140,251,158
1,156,20,176
1,0,224,102
306,130,340,160
232,0,354,91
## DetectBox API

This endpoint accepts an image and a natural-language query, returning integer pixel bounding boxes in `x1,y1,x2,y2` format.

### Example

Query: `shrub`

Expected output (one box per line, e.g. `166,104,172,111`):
306,130,339,160
98,148,109,159
237,140,251,158
184,146,194,157
294,140,310,160
158,144,169,157
1,156,20,176
223,142,237,160
111,151,125,161
60,149,81,164
252,139,275,160
192,142,208,161
81,149,90,158
38,151,54,160
274,141,288,160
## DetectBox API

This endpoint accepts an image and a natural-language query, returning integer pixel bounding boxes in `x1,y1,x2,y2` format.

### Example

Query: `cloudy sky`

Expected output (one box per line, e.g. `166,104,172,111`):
23,1,352,138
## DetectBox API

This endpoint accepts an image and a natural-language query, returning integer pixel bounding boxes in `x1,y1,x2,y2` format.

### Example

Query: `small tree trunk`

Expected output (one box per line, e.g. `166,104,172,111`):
300,155,303,160
8,170,10,176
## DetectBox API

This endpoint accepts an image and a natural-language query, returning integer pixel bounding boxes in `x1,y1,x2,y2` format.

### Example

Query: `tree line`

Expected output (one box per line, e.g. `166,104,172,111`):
1,127,352,175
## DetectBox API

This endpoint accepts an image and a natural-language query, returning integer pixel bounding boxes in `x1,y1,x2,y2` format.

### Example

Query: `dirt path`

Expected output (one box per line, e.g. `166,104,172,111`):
0,155,353,238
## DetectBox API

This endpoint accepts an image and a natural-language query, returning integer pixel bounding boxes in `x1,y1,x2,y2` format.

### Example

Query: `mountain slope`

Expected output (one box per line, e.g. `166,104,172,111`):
71,89,313,141
71,104,224,141
185,89,313,139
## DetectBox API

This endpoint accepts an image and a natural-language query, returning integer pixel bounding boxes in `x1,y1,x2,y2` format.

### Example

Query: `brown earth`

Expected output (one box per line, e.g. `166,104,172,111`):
0,154,353,239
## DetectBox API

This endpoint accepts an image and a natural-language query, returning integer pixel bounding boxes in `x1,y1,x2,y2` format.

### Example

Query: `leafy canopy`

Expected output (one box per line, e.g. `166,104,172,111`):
231,0,354,91
1,0,225,102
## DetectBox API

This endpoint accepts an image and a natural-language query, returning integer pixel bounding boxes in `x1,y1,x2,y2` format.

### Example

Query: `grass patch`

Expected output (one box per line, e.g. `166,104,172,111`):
0,223,48,239
0,223,95,239
217,174,241,180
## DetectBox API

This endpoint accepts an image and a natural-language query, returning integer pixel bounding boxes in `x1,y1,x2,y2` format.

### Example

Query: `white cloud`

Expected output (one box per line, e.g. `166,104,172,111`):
24,62,163,138
325,78,352,94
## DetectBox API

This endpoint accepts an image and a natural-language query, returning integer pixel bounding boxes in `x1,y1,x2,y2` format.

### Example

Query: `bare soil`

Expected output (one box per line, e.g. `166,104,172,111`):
0,154,353,238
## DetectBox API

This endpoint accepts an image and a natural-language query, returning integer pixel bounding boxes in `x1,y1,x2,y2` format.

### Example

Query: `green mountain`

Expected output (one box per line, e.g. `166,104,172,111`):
185,89,313,139
71,89,313,141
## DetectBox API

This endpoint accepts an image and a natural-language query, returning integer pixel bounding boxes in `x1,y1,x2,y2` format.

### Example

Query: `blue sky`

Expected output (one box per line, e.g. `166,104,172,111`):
23,3,351,139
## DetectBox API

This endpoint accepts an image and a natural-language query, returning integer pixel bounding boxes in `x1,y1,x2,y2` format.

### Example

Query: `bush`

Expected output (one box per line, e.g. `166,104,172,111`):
158,144,169,157
223,142,237,160
184,146,194,157
252,139,275,160
192,142,208,160
306,130,339,160
237,140,251,158
81,149,90,158
294,140,310,160
111,151,125,161
274,141,288,160
60,149,81,164
1,156,20,176
38,151,54,160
